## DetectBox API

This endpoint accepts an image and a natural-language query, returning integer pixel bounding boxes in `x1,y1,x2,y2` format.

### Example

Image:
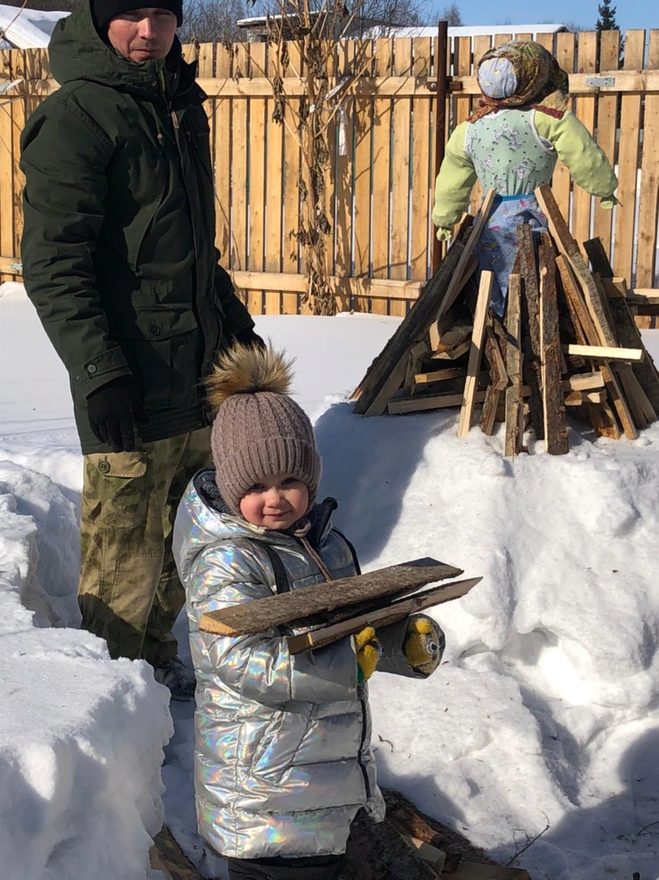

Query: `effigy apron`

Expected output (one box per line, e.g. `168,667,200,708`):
477,193,547,316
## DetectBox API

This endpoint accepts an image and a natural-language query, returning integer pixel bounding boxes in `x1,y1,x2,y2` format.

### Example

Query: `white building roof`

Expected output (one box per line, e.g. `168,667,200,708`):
0,4,69,49
363,24,568,39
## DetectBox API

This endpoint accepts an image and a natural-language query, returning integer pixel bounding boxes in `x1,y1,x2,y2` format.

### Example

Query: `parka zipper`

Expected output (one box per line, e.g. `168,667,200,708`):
297,533,372,801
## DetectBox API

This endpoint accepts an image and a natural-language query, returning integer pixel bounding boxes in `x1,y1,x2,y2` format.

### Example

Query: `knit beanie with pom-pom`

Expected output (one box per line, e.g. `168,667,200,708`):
206,344,321,516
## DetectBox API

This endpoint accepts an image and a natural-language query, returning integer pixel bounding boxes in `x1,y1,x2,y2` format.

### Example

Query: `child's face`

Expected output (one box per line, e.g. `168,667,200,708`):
239,474,310,530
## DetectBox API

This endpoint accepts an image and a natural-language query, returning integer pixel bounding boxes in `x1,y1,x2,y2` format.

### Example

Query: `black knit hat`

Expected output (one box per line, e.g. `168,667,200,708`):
92,0,182,31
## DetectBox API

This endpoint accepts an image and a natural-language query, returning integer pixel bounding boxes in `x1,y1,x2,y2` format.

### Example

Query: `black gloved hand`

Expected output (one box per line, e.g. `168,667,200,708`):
87,378,145,453
232,327,266,350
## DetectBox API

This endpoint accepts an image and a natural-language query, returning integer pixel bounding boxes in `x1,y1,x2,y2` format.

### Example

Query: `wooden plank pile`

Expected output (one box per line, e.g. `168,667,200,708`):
351,186,659,455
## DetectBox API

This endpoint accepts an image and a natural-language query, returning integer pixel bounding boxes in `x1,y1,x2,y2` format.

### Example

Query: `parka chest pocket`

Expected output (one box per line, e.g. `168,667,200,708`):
111,293,200,412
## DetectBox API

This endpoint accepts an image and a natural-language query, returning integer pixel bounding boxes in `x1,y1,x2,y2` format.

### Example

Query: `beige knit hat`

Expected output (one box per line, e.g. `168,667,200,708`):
206,344,321,515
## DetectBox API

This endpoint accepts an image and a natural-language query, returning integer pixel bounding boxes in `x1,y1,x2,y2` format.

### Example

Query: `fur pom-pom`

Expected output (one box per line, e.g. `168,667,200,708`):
205,344,293,411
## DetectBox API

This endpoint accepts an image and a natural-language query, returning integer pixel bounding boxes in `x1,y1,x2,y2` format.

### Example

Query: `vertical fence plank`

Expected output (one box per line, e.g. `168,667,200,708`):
231,43,249,287
247,42,266,315
334,39,355,311
214,43,232,269
353,39,374,311
323,41,337,301
572,31,598,252
0,53,15,267
592,29,620,258
11,50,26,261
614,30,645,286
263,41,283,315
281,40,302,314
410,37,432,286
553,31,577,222
535,32,555,54
370,37,392,315
389,37,412,311
635,29,658,306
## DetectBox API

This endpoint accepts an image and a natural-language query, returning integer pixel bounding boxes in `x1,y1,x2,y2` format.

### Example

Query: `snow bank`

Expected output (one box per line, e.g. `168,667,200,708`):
312,398,659,880
0,462,172,880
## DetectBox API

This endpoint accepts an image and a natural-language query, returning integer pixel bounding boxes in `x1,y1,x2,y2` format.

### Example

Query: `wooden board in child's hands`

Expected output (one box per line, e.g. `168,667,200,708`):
199,558,462,636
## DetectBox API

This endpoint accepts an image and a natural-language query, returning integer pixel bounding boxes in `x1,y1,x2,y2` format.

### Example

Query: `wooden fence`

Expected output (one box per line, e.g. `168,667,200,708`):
0,28,658,317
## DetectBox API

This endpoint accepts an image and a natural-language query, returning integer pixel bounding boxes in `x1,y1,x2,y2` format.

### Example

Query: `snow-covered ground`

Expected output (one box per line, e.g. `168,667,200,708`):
1,280,658,880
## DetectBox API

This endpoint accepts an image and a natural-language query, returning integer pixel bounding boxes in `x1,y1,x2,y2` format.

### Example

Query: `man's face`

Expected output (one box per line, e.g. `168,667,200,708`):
107,7,177,63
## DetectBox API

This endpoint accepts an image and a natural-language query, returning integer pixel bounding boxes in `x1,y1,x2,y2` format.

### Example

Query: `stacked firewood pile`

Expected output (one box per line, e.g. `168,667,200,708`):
351,186,659,456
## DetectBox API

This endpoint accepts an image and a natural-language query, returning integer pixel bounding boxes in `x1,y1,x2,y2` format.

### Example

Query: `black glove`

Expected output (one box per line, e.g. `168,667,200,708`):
232,327,266,350
87,378,145,453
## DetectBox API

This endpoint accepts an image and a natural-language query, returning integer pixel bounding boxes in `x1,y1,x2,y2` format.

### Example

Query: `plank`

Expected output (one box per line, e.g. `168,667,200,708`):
353,40,374,311
371,38,393,313
288,577,481,654
556,255,598,344
480,328,507,435
410,38,433,282
552,31,576,221
150,827,203,880
214,43,233,262
614,31,645,285
434,339,470,361
282,41,303,314
230,44,249,273
565,390,606,406
572,31,598,252
434,317,473,353
636,30,659,317
539,234,568,454
389,391,486,415
592,30,619,257
583,238,659,415
403,341,430,395
200,558,462,635
352,219,472,415
504,273,525,456
435,189,497,320
264,39,284,314
390,38,413,295
564,344,643,362
516,224,543,438
567,372,605,391
588,401,622,439
415,367,466,385
458,271,493,438
535,182,637,441
247,41,267,316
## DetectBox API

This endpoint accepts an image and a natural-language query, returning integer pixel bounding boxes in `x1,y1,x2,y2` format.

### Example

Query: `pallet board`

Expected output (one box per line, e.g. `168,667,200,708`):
200,558,463,635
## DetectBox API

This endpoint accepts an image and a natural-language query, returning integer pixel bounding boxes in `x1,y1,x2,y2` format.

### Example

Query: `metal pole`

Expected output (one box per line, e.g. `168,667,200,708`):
432,19,449,275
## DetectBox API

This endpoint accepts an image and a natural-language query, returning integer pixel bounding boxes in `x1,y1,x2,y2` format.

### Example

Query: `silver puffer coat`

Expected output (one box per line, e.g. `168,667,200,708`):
173,470,436,860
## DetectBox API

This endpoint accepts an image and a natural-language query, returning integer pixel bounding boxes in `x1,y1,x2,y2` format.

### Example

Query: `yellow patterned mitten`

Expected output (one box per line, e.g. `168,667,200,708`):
354,626,381,683
404,616,443,675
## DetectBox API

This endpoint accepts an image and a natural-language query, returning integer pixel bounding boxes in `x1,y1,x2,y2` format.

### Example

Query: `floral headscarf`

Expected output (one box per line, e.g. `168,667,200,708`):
469,40,569,122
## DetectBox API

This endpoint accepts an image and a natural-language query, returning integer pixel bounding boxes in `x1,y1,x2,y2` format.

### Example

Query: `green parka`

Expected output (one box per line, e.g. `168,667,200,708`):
20,1,254,453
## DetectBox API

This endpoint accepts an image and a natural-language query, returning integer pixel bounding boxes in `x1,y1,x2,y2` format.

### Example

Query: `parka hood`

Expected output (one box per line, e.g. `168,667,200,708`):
48,0,191,97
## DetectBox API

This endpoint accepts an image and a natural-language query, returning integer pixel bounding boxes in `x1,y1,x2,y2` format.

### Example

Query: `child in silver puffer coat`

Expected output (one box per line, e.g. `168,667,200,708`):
173,344,444,880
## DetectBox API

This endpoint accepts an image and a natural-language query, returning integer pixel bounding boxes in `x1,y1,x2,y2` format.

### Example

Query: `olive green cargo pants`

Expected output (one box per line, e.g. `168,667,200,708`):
78,427,211,665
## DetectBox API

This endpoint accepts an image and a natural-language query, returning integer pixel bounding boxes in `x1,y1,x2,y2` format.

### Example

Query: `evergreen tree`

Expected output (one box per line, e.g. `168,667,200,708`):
596,0,618,31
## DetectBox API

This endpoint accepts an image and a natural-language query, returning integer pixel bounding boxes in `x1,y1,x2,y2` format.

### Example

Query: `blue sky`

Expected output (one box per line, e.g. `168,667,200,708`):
431,0,655,34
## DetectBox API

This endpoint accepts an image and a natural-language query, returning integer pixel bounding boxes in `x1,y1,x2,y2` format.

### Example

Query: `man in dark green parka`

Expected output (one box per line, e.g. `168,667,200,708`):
20,0,261,698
